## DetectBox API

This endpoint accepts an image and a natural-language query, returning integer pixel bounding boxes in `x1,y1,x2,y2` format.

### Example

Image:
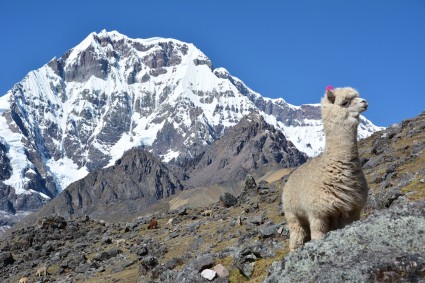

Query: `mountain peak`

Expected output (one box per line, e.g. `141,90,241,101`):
0,30,382,221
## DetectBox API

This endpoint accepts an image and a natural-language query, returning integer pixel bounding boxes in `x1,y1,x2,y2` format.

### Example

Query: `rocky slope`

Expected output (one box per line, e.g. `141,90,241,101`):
26,149,184,222
182,112,307,188
0,30,381,217
263,110,425,283
1,111,422,282
1,175,288,283
1,175,423,283
359,110,425,212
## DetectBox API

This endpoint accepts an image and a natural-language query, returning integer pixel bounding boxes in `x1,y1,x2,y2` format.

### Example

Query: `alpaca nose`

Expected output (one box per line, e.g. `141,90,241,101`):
359,99,368,109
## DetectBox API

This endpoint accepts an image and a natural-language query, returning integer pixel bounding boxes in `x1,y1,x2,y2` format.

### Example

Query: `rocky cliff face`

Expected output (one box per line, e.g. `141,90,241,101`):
29,149,183,221
184,113,308,188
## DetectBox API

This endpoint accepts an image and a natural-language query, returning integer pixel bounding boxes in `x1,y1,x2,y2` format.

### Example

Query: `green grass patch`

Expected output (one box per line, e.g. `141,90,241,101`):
401,177,425,201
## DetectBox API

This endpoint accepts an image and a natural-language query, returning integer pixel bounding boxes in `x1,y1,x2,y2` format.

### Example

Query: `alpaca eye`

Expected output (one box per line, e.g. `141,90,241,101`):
341,100,350,107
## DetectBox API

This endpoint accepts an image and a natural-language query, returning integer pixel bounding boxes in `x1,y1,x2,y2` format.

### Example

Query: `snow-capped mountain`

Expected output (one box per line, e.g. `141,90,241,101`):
0,30,381,214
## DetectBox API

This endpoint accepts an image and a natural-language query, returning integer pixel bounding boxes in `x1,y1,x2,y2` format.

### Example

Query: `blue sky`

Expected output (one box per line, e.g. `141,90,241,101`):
0,1,424,127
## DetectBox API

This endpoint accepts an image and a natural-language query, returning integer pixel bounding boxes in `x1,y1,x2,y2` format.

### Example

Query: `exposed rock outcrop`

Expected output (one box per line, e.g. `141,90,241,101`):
265,200,425,283
183,113,308,188
27,149,183,221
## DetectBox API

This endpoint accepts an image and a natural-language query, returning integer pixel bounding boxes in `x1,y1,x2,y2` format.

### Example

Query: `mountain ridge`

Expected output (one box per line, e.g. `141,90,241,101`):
21,113,307,223
0,30,381,223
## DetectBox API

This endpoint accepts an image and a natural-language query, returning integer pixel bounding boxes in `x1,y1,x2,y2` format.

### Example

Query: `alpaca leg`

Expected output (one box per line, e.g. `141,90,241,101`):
286,213,309,251
349,209,361,222
341,209,361,228
310,217,330,240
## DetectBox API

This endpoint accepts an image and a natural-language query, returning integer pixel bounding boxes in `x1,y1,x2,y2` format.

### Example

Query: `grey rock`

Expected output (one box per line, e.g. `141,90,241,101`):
189,236,204,250
177,206,187,216
247,215,263,225
93,249,122,262
139,256,158,273
169,232,179,239
189,254,215,272
219,192,237,208
235,247,261,278
164,257,184,270
74,262,92,273
265,201,425,283
136,246,148,257
111,259,134,273
186,221,201,233
62,252,87,269
258,224,279,238
100,236,112,244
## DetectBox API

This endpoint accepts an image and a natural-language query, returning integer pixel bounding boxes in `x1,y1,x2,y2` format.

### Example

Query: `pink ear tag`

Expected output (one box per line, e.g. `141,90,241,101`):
325,86,334,92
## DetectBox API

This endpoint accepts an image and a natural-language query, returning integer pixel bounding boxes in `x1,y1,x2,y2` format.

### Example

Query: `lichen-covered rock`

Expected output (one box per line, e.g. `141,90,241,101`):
265,201,425,283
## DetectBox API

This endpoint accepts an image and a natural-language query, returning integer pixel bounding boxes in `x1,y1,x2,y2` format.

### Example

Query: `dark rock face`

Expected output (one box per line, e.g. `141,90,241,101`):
183,113,308,188
29,149,183,221
0,185,15,214
0,142,11,181
265,201,425,283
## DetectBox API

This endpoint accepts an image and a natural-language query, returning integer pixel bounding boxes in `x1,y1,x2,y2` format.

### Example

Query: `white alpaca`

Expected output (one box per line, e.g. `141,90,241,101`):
166,218,174,226
36,266,47,277
282,86,369,251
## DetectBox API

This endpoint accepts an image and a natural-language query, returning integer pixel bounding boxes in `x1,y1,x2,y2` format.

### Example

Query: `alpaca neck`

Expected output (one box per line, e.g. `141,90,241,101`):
323,125,359,162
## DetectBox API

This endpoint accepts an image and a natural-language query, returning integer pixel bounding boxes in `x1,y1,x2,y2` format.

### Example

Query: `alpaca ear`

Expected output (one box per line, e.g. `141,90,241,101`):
326,89,335,104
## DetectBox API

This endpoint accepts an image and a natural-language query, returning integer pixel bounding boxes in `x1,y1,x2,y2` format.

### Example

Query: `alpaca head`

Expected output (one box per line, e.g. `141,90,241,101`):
321,87,368,131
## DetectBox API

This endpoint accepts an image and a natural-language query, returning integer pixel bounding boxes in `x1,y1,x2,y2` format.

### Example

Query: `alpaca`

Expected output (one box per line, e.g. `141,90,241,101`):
19,277,29,283
166,218,174,226
201,210,214,217
147,218,158,229
36,266,47,277
282,86,369,251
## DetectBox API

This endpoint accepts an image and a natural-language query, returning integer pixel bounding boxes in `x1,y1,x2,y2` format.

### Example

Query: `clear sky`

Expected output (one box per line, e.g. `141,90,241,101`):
1,0,424,127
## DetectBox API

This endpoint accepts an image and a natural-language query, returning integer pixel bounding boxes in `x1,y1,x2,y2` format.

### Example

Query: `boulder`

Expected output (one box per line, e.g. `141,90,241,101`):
201,269,217,281
219,193,237,208
213,263,229,278
189,254,215,272
265,201,425,283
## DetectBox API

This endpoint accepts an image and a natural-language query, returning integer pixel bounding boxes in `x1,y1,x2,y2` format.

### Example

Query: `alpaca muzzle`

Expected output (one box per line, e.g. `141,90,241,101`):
359,99,368,112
